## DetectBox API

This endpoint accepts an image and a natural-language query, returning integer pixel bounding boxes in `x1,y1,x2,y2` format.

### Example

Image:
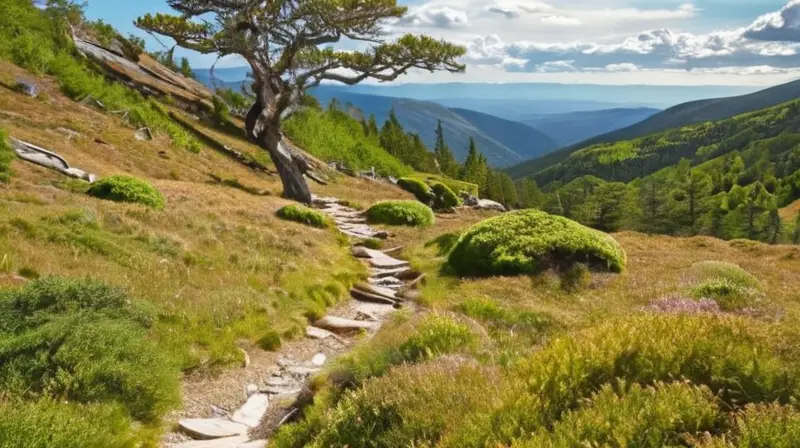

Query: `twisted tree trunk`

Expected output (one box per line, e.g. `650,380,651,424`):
246,100,312,204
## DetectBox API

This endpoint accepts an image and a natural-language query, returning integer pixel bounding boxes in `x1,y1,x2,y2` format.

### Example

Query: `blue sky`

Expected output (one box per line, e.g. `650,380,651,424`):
84,0,800,86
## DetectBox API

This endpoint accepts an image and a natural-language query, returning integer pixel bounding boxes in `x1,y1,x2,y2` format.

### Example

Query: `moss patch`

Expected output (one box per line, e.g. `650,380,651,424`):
366,201,435,227
277,204,332,229
397,177,434,204
447,209,626,277
87,175,165,209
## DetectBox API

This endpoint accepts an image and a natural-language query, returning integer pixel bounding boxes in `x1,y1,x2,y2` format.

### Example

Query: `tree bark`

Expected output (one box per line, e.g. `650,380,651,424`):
261,129,313,204
246,100,313,204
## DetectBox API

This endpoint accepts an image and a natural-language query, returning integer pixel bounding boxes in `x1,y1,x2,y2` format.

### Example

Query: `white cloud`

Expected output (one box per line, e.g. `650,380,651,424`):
606,63,640,72
745,0,800,42
397,5,469,29
540,15,582,26
591,3,698,21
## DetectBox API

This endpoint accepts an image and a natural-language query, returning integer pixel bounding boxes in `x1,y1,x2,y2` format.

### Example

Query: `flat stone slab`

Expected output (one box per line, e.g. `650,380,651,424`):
172,435,264,448
261,386,302,395
356,283,398,300
314,315,378,333
178,418,249,440
231,393,269,428
286,365,321,377
370,267,414,279
306,325,336,340
351,287,397,305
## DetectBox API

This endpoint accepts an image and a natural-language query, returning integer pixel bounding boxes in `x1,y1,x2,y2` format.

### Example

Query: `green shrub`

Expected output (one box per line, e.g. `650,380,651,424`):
366,200,435,227
0,399,138,448
276,204,332,229
425,231,463,256
485,315,800,444
87,175,165,209
0,129,14,183
720,404,800,447
398,315,476,363
257,330,282,351
408,174,479,197
691,261,761,288
457,298,553,336
292,359,501,448
432,182,460,210
448,209,626,277
522,382,720,447
0,278,179,422
693,278,760,311
397,177,435,204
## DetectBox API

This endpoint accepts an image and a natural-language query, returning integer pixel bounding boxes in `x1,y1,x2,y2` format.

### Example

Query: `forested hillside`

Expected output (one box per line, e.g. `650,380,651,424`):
508,78,800,179
509,99,800,244
521,107,660,147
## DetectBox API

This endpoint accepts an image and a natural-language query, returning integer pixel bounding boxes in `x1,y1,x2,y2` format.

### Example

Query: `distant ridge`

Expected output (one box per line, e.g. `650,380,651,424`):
507,78,800,179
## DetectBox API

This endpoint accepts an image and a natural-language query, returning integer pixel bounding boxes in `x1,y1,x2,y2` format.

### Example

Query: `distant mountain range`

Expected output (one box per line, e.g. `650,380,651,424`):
507,77,800,179
521,108,661,148
311,86,558,167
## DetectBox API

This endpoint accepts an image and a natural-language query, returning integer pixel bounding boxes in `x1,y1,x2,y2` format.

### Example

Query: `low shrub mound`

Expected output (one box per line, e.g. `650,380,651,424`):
0,278,179,428
397,177,435,204
276,204,332,229
432,183,460,210
0,129,13,183
87,175,165,209
447,209,626,277
523,382,719,447
366,200,435,227
690,261,762,311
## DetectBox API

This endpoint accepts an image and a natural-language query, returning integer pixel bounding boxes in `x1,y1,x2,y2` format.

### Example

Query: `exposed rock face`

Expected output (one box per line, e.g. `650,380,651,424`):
475,199,506,212
10,138,96,182
460,191,479,207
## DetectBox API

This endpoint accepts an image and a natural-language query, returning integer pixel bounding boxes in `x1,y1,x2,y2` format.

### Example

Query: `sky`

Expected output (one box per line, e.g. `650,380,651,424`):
84,0,800,86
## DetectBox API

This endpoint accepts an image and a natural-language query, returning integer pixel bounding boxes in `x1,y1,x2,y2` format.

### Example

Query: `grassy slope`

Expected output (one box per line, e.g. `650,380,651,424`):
0,60,411,372
508,78,800,179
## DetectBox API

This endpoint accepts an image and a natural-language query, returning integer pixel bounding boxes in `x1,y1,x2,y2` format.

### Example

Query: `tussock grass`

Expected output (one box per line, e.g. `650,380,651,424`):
366,200,435,227
0,129,13,183
397,177,434,203
88,175,166,209
277,204,332,229
448,209,626,277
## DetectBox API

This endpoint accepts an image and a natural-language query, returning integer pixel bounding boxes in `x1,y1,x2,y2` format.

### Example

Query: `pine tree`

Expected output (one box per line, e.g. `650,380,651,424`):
433,120,459,178
460,138,487,188
367,115,380,137
516,178,543,209
766,208,782,244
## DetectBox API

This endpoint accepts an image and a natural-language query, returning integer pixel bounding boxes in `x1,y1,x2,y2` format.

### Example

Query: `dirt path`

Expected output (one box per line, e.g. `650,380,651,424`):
163,196,422,447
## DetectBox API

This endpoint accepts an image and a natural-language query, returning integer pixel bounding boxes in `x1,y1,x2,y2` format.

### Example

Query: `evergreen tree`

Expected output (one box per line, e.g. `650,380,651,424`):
366,115,380,137
794,213,800,244
576,182,634,232
766,208,782,244
433,120,459,178
516,178,543,209
460,138,487,188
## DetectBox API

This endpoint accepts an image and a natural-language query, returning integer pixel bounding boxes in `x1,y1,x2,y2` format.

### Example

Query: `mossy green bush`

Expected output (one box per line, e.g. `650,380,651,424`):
691,261,760,288
690,261,762,311
397,177,435,204
257,330,282,351
0,129,14,183
87,175,165,209
432,182,460,210
366,200,435,227
707,404,800,447
522,382,720,447
448,209,626,277
0,399,138,448
0,278,179,424
276,204,332,229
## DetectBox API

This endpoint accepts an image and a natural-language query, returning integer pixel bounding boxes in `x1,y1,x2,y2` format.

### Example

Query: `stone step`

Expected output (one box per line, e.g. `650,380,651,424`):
231,393,269,428
314,315,379,333
370,267,414,279
178,418,249,440
350,287,397,305
171,435,267,447
305,325,335,340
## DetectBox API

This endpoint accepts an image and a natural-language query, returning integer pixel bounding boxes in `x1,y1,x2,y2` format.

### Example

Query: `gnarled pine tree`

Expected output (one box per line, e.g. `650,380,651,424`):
136,1,466,203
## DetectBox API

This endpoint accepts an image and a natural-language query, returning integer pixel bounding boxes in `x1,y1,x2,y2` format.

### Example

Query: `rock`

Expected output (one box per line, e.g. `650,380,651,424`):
172,436,267,447
231,394,269,427
178,418,249,440
245,384,259,397
14,79,39,98
277,358,299,367
9,137,96,182
261,386,302,396
305,325,335,340
370,267,414,279
355,283,398,300
311,353,327,366
475,199,506,212
355,311,379,322
459,191,479,207
265,377,293,387
135,127,154,141
314,315,378,333
374,231,390,239
350,287,397,305
285,365,321,377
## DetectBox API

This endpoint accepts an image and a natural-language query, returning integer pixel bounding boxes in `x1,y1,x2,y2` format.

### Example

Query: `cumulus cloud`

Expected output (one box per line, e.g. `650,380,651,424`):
396,5,469,29
461,1,800,75
486,1,554,18
540,15,582,26
745,0,800,42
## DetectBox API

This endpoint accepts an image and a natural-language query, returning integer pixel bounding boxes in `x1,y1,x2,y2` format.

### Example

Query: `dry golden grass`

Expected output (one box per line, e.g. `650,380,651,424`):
0,60,409,372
